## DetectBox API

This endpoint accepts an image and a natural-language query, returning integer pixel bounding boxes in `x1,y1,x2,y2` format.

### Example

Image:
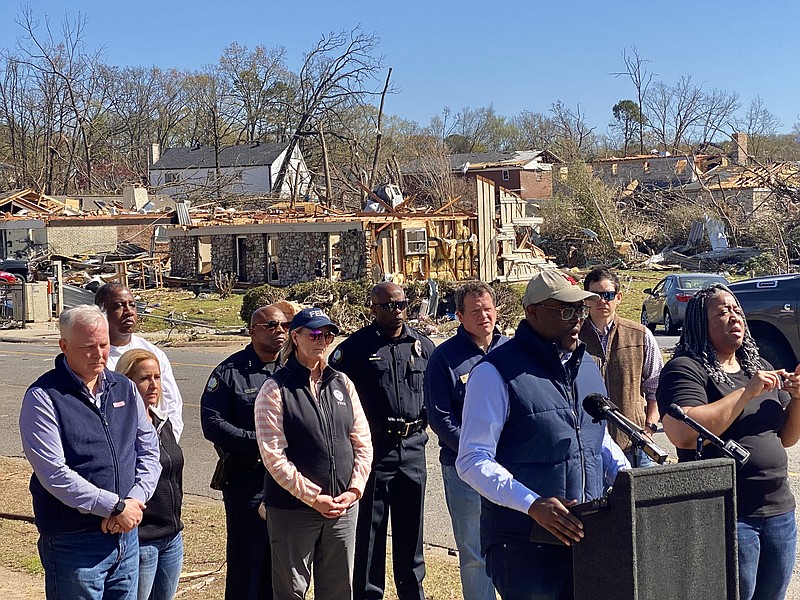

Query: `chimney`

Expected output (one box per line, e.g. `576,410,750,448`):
731,132,748,165
150,143,161,166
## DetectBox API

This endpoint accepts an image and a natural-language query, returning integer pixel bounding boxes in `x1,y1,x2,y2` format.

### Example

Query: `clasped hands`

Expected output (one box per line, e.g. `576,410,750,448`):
101,498,146,534
311,489,359,519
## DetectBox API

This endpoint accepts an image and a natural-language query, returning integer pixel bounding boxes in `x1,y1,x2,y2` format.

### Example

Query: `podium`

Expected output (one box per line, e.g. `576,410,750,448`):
532,458,739,600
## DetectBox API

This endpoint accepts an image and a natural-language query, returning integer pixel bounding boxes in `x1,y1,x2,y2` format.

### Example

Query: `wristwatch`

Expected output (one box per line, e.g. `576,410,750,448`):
646,422,658,434
111,498,127,516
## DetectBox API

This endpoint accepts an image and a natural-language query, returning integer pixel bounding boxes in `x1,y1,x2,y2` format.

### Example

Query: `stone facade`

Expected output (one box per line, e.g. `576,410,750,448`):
211,235,236,276
277,232,327,286
243,235,268,284
338,229,369,280
169,237,197,277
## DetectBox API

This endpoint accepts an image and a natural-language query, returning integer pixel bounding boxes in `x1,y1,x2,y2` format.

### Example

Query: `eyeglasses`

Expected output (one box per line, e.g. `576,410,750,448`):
373,300,409,312
253,320,290,331
300,330,336,343
592,291,618,302
537,304,591,321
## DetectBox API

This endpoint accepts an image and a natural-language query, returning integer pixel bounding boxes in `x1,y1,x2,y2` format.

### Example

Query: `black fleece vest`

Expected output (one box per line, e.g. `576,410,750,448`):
29,355,139,534
263,356,356,510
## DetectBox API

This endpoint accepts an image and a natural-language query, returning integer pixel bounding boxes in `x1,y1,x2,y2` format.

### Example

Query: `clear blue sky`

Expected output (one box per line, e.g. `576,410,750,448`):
2,0,799,134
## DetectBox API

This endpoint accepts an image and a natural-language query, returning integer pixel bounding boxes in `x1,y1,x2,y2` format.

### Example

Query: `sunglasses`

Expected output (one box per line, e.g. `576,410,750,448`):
298,329,336,343
537,304,591,321
253,320,290,331
374,300,409,312
592,291,618,302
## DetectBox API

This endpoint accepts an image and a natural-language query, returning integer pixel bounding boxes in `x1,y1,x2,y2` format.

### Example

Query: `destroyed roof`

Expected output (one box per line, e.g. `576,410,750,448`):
0,188,79,216
684,162,800,191
401,150,561,174
448,150,561,171
151,143,289,170
592,153,715,163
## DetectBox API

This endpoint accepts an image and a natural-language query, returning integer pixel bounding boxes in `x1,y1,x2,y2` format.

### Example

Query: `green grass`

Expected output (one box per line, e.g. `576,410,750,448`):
20,556,43,576
133,289,245,332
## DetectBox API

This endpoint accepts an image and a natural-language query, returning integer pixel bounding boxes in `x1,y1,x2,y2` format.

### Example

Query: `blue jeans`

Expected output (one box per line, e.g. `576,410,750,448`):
623,447,656,468
737,510,796,600
38,529,139,600
138,532,184,600
441,465,496,600
486,543,572,600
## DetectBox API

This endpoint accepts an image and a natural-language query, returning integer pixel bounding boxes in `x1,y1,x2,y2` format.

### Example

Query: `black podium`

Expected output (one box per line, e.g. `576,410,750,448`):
532,458,739,600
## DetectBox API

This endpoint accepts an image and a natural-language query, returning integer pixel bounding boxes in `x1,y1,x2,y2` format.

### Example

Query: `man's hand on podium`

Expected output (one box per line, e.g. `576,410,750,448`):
528,497,585,546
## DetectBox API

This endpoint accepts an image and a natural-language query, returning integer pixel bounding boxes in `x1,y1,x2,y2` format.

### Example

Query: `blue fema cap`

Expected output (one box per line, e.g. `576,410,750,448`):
289,307,340,335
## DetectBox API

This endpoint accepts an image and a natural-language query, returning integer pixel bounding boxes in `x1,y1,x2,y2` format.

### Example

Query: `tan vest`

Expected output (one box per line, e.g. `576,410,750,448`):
579,317,647,451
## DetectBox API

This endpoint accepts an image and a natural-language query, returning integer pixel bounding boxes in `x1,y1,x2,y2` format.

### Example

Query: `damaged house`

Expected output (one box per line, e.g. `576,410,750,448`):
148,142,312,199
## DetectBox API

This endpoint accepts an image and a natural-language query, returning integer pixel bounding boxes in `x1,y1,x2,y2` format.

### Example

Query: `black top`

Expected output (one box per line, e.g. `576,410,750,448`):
331,322,435,430
657,353,795,518
140,413,184,542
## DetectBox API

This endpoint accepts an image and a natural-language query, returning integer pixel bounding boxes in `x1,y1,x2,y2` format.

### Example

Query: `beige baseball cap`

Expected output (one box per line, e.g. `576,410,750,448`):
523,270,600,306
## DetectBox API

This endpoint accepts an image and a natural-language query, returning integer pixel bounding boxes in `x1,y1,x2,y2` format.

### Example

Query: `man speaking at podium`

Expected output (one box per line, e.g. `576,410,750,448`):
457,270,629,599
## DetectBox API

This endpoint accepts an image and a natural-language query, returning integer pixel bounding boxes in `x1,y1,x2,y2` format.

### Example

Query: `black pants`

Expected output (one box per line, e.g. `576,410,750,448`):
222,471,272,600
354,432,427,600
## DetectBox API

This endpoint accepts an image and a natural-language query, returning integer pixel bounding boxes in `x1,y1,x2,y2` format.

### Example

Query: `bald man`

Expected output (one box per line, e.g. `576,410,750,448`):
331,282,435,600
201,305,289,600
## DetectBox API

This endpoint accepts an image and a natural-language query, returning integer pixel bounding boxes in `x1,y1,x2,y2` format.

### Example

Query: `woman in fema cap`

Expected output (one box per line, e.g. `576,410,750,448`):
254,307,373,599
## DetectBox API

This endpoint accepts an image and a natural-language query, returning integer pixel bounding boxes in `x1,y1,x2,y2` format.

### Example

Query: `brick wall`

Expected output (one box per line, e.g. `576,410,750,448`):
47,226,117,256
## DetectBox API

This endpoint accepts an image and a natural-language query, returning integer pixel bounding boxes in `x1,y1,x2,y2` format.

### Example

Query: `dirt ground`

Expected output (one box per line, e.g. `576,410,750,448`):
0,456,461,599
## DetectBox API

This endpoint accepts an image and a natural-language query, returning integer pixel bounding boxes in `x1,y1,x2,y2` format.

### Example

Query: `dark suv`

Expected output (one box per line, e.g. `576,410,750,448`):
728,274,800,371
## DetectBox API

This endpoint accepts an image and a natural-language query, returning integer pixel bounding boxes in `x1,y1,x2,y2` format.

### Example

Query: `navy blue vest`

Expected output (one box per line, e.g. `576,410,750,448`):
480,319,608,550
28,355,139,534
263,355,356,510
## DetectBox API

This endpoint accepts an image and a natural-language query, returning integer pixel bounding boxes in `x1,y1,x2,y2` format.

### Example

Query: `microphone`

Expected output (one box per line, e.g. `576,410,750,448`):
582,394,668,464
666,404,750,466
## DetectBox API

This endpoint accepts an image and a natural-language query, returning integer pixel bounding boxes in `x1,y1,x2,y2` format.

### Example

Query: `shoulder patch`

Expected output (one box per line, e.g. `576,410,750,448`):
331,348,343,364
413,339,423,357
206,375,219,393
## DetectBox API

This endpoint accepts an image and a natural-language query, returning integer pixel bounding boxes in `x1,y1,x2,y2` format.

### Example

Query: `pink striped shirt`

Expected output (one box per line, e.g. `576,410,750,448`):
254,360,372,507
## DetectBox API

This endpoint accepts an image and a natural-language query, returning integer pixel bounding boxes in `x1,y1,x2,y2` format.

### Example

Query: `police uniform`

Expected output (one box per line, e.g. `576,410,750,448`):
331,321,434,600
200,343,278,600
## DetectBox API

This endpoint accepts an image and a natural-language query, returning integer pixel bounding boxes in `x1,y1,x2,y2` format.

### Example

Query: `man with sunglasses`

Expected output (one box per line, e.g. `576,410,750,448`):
579,267,663,468
456,270,628,599
331,282,435,600
201,304,289,600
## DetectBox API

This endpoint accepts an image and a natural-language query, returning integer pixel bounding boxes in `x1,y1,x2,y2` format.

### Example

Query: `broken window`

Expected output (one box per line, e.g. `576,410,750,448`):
502,169,510,181
643,161,650,174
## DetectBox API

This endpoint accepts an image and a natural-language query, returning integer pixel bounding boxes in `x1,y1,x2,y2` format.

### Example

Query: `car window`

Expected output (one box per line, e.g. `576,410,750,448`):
663,278,674,293
652,280,664,294
678,276,728,289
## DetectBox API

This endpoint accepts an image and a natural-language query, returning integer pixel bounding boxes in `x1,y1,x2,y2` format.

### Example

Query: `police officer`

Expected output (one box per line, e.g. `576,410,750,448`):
201,304,289,600
331,282,434,600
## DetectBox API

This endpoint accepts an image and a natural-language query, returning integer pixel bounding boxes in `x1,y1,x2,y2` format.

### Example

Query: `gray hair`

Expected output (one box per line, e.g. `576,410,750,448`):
676,283,762,386
59,304,107,340
454,281,496,314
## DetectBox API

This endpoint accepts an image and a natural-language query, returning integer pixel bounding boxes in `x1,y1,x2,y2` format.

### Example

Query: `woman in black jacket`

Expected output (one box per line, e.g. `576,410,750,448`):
117,349,184,600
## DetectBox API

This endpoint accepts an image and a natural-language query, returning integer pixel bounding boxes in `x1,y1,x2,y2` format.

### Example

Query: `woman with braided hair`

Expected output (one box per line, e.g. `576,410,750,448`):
657,283,800,600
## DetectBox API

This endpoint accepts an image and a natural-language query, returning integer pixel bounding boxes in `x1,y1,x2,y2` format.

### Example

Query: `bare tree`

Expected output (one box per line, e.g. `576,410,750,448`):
612,46,653,154
735,96,782,161
271,27,383,196
549,101,597,160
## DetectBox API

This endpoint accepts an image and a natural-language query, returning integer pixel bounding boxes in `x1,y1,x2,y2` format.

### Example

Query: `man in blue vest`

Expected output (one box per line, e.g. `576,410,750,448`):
456,270,628,599
20,304,161,600
424,281,508,600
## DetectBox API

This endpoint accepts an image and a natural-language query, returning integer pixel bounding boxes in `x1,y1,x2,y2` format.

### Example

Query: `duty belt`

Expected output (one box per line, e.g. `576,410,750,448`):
384,417,425,438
